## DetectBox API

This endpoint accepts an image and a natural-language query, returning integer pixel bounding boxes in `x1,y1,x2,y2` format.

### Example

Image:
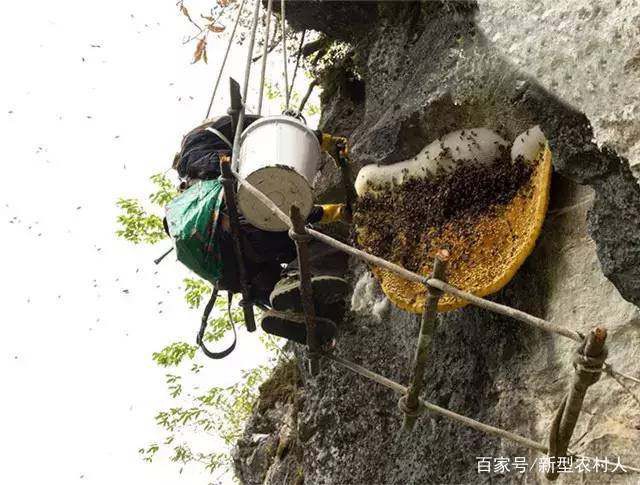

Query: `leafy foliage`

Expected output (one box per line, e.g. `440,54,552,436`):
117,2,333,477
115,168,280,476
184,278,212,309
193,38,208,64
149,173,179,206
264,80,320,118
116,173,177,244
178,0,231,64
153,342,198,368
115,198,166,244
144,296,283,476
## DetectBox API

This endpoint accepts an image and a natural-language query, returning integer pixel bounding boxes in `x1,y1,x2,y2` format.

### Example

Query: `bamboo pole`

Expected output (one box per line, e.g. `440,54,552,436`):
547,327,608,480
228,169,640,387
290,204,321,375
402,250,448,431
220,157,256,331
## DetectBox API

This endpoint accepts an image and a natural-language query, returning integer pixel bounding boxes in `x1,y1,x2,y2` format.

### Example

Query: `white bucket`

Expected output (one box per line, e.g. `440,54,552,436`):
237,115,321,231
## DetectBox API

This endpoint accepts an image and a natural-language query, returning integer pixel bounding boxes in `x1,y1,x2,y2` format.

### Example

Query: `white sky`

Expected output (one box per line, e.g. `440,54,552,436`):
0,1,316,483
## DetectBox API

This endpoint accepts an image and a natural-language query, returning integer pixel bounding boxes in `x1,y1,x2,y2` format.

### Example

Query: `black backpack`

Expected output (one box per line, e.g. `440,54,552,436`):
174,115,260,181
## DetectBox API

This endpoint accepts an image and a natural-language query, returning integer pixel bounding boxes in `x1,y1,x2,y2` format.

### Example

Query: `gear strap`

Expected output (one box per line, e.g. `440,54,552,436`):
196,285,237,359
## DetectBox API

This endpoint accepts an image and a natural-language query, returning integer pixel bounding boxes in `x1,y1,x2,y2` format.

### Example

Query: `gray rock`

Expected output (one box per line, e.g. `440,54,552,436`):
477,0,640,170
235,2,640,484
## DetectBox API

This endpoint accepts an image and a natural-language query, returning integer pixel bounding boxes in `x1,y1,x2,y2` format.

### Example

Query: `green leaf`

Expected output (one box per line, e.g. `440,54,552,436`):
149,173,179,206
115,198,166,244
183,278,212,309
152,342,198,367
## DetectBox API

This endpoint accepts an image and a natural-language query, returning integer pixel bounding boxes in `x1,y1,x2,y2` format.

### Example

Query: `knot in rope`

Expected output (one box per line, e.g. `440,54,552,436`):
282,109,306,123
398,395,423,418
573,343,608,387
288,228,312,243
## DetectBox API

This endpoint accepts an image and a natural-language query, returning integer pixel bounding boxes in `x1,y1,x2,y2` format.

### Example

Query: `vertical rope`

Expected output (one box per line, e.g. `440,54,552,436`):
280,0,290,111
204,0,247,121
241,0,261,101
231,0,262,171
287,29,306,104
257,0,274,115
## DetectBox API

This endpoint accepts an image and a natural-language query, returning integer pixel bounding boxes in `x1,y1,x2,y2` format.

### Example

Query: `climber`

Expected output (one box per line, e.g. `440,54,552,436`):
173,114,260,186
169,116,351,346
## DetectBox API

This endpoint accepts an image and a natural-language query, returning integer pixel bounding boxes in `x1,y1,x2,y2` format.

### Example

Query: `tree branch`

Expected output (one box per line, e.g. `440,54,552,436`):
301,36,330,57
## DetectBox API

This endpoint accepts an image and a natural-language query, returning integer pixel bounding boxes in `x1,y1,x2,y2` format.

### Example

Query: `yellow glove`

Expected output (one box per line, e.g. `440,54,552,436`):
319,203,351,224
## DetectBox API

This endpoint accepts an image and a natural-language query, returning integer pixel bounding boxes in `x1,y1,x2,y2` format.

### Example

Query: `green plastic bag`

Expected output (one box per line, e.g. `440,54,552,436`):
165,179,225,283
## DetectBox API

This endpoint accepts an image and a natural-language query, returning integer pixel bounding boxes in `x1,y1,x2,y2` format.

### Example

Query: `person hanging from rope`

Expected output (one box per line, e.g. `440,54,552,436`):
167,116,351,347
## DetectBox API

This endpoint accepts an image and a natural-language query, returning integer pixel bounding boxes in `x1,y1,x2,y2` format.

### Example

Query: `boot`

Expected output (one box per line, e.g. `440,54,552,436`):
260,309,337,345
269,275,348,323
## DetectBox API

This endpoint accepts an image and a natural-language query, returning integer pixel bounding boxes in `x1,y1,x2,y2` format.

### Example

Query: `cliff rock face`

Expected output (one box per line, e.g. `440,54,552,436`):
235,2,640,483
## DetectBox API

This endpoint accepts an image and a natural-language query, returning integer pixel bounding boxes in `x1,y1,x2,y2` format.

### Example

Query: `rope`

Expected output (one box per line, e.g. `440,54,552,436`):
605,364,640,386
608,368,640,408
287,29,306,103
257,0,274,115
230,0,262,172
324,352,640,473
241,0,261,104
288,228,312,242
227,168,640,389
427,278,583,342
226,166,640,473
204,0,247,120
280,0,290,111
547,331,608,480
205,126,233,149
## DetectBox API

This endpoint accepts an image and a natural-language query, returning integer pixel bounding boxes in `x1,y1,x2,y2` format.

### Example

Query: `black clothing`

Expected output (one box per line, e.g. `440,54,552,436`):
176,115,260,180
173,116,346,306
217,212,296,305
218,213,348,305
